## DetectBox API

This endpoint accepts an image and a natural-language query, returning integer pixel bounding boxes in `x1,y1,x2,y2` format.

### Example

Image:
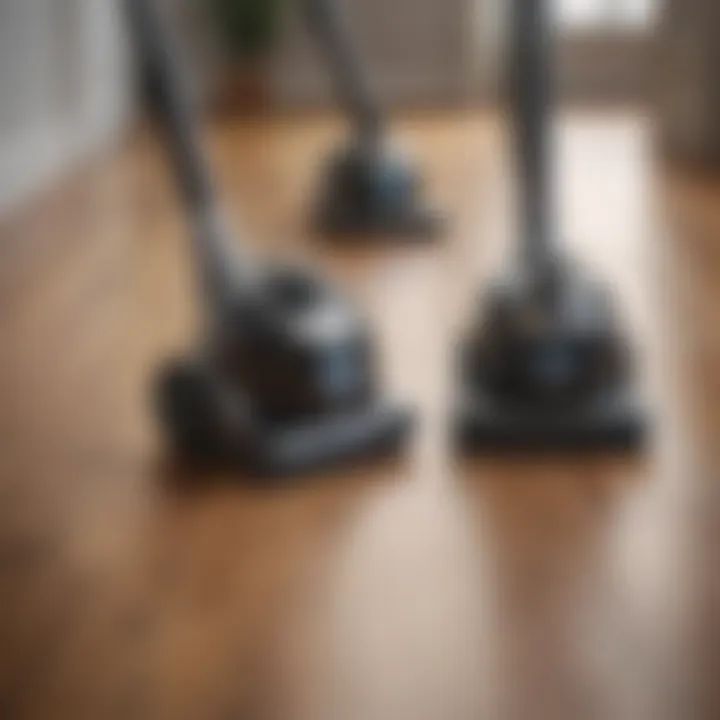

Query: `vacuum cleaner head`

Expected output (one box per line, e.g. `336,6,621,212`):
313,143,442,239
158,362,413,478
455,269,647,453
157,265,414,478
456,388,645,453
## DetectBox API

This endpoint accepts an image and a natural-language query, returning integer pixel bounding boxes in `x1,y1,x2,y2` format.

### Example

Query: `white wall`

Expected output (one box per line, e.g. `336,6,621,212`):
0,0,134,216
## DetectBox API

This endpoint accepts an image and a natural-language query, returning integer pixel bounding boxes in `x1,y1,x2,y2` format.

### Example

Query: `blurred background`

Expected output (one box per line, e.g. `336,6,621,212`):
2,0,718,217
3,3,720,719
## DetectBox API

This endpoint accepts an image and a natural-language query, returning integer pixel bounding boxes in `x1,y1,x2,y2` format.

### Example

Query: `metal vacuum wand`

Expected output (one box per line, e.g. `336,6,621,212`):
510,0,554,283
127,0,258,314
301,0,384,150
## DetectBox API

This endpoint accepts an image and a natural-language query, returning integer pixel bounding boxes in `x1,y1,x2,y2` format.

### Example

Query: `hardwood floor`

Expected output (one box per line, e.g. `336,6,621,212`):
0,110,718,720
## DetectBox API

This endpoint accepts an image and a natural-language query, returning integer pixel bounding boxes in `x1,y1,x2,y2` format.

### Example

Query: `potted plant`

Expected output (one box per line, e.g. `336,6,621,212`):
210,0,285,113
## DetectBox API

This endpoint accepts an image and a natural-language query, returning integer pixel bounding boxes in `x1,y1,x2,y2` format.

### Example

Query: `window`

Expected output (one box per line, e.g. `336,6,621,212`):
554,0,660,100
558,0,659,31
466,0,661,102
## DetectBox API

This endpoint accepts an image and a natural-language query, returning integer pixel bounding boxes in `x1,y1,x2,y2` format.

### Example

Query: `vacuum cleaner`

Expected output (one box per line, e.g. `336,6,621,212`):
301,0,440,238
127,0,414,478
455,0,646,452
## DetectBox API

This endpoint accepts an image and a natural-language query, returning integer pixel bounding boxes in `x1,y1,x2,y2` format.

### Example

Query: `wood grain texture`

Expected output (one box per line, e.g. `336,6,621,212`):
0,110,719,720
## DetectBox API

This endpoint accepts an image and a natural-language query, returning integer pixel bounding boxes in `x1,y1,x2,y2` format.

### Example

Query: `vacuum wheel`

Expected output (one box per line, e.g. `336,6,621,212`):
155,358,227,459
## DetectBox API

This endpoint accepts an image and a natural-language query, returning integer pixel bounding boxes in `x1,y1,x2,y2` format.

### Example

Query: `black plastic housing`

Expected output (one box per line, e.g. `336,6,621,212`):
313,144,441,238
215,267,376,422
456,271,646,452
126,0,415,478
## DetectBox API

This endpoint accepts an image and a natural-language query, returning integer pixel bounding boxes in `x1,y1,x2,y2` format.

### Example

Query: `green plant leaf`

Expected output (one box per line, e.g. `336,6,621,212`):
210,0,284,59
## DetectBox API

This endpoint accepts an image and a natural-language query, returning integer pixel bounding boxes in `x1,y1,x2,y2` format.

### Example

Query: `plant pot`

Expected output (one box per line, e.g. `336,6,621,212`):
214,60,274,116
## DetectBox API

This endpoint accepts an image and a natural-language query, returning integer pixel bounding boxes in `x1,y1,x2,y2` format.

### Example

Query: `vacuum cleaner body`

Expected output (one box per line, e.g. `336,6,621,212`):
302,0,440,239
215,266,375,421
314,142,438,236
128,0,413,478
456,0,646,454
457,265,645,451
158,263,412,477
